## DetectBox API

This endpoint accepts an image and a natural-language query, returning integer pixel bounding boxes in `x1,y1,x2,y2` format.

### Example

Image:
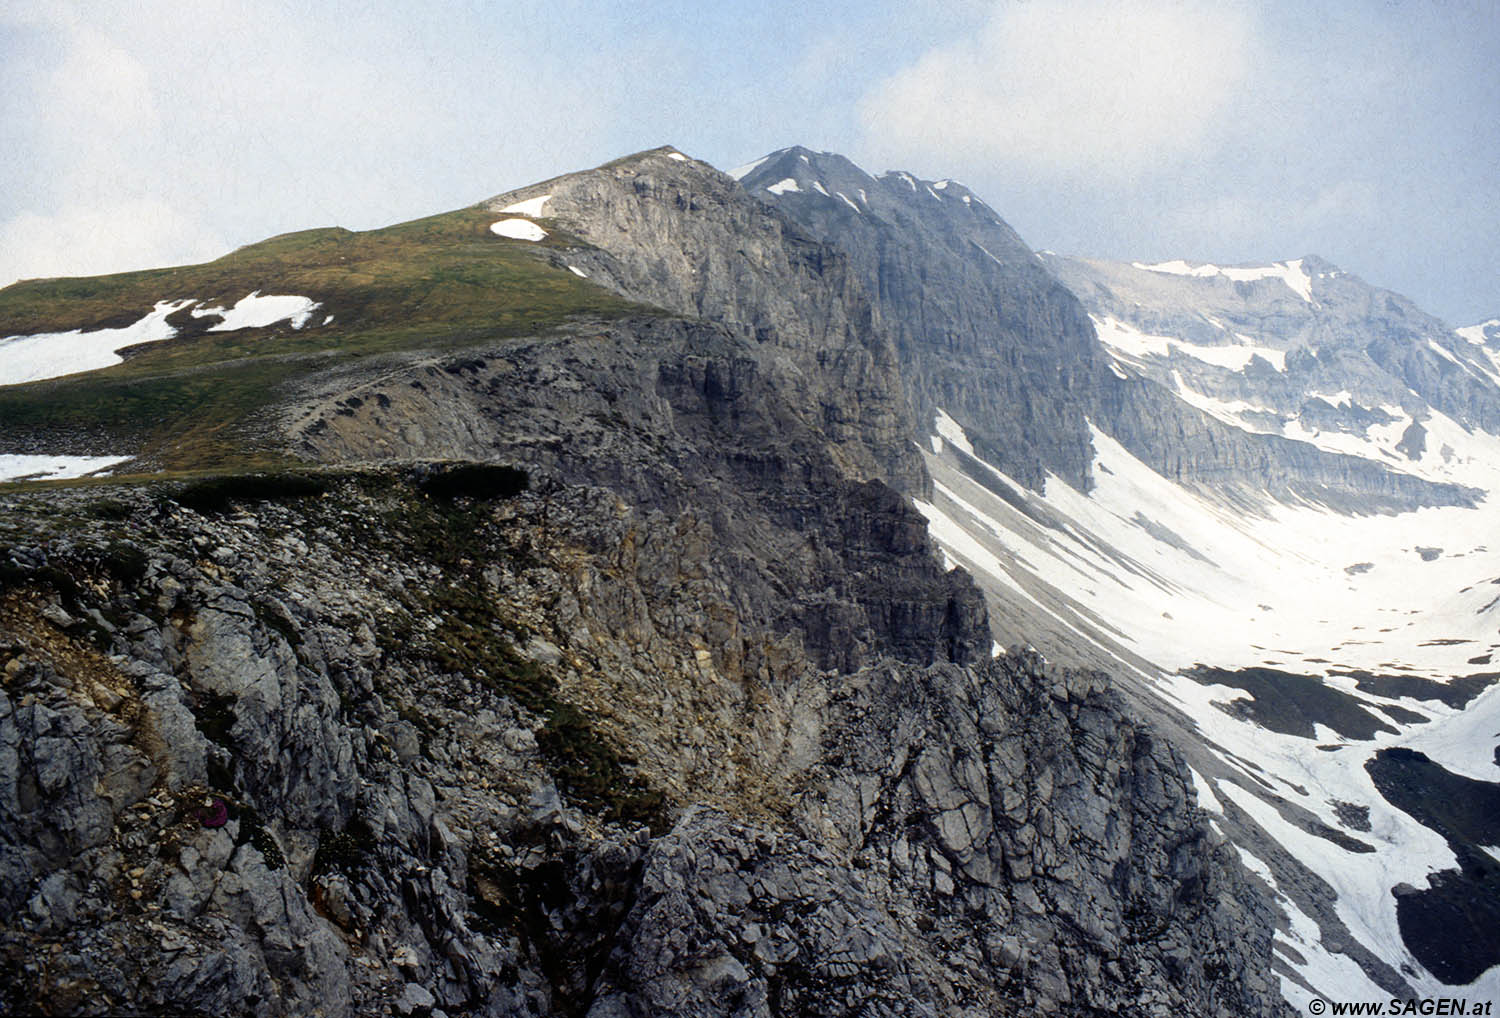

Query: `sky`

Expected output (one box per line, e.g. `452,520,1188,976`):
1,0,1496,325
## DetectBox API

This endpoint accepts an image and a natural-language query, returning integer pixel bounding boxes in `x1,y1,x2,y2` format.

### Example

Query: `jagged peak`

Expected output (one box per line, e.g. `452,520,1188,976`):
734,147,1007,227
734,146,874,203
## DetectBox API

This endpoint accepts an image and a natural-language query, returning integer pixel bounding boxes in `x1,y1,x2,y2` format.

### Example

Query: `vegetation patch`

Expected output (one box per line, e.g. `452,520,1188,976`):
99,541,150,584
87,498,136,522
193,690,238,750
417,463,529,501
312,816,374,878
423,582,554,711
537,703,666,831
171,471,328,514
393,574,666,832
236,805,286,871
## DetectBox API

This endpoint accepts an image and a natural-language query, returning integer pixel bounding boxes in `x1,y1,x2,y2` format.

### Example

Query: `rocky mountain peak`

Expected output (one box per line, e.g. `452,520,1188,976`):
482,145,927,493
737,151,1020,251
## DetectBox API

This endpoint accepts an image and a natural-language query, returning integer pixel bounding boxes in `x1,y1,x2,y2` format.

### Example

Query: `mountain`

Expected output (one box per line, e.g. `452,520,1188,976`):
736,146,1106,493
741,148,1500,1006
4,139,1496,1013
0,148,1290,1017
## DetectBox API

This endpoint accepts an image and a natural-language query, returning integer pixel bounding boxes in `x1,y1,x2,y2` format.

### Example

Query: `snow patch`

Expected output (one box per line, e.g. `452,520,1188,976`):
1186,765,1223,813
1171,373,1280,431
811,180,829,196
1133,258,1315,303
1233,845,1277,887
206,292,321,332
835,191,862,214
1456,320,1500,346
1309,390,1354,408
498,193,552,217
490,219,547,242
1091,315,1286,371
1275,891,1390,1008
1426,338,1496,386
567,265,587,278
666,151,687,162
932,408,975,457
0,454,132,482
0,299,194,385
971,240,1005,267
766,178,801,196
1401,681,1500,783
728,154,772,181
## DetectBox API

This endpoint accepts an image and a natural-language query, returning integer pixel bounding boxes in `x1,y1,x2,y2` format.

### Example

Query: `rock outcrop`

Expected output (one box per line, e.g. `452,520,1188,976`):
483,148,925,496
0,467,1285,1015
738,147,1105,493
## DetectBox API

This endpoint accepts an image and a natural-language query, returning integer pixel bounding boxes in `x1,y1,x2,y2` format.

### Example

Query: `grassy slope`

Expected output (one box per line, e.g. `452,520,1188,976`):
0,207,641,472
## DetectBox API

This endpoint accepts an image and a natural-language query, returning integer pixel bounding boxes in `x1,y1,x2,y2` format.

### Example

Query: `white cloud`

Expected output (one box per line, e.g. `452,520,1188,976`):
0,2,619,285
858,0,1255,176
0,199,226,288
1160,179,1383,256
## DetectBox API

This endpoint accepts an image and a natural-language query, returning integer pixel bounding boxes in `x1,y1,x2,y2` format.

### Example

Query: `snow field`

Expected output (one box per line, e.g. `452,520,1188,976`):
916,407,1500,1002
0,454,132,482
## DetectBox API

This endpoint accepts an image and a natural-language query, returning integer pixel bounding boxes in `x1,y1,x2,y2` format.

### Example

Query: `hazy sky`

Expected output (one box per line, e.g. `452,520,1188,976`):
2,0,1495,324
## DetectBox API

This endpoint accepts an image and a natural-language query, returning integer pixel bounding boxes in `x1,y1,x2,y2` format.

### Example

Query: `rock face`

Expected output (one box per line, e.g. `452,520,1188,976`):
0,475,1284,1016
483,147,925,496
737,147,1105,493
742,148,1476,512
0,146,1291,1016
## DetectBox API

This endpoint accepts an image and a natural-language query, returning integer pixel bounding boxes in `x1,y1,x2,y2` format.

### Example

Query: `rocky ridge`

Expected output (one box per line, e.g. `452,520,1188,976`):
737,147,1104,493
0,147,1293,1015
0,468,1284,1016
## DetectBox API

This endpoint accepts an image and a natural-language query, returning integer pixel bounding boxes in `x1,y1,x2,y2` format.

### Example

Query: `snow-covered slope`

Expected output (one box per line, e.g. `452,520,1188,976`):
1045,254,1500,471
918,292,1500,1003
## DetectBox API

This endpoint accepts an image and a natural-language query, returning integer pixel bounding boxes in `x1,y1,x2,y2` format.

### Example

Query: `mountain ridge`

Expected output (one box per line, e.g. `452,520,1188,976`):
0,140,1494,1012
0,144,1295,1016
